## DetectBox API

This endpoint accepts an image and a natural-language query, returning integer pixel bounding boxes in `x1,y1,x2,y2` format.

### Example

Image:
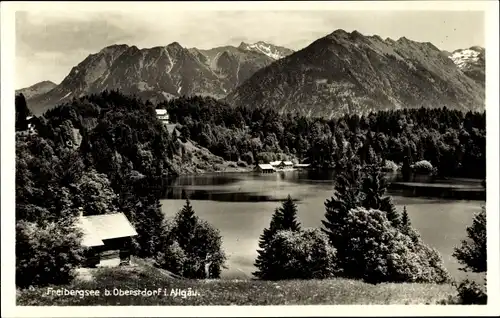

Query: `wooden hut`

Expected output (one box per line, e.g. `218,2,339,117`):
270,161,282,167
256,163,276,173
278,161,294,170
155,109,170,124
78,213,138,267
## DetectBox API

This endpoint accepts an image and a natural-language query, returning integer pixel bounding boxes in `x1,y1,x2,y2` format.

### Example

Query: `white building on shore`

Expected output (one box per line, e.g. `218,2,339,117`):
155,109,170,124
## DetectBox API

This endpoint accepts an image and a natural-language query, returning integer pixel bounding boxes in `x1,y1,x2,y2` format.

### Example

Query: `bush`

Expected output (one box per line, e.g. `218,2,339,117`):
237,160,248,168
447,206,487,304
341,207,451,284
16,219,84,288
412,160,433,174
382,160,399,172
258,228,338,280
227,162,237,168
321,165,450,284
74,170,118,216
256,152,273,164
439,279,487,304
155,241,187,275
156,199,226,279
455,279,487,304
453,206,486,273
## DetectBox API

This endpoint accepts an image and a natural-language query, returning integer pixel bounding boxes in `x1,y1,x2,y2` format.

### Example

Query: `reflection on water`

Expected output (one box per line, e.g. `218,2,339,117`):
161,171,329,201
163,188,288,202
161,170,483,202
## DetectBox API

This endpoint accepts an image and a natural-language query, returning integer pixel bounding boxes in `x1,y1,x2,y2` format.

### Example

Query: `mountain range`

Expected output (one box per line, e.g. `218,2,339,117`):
19,31,485,117
24,41,293,115
226,30,485,117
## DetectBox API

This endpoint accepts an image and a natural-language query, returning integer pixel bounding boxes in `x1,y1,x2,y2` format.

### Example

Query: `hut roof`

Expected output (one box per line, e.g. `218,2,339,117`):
78,213,138,247
258,164,275,170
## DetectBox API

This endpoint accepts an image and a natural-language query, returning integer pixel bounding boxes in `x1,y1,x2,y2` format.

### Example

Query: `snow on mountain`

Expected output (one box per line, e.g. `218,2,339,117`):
226,30,485,118
450,48,482,69
25,41,293,115
238,41,294,60
448,46,485,86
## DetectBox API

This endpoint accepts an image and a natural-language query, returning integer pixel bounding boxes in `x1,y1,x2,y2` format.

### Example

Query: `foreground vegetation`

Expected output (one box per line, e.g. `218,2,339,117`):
17,260,457,306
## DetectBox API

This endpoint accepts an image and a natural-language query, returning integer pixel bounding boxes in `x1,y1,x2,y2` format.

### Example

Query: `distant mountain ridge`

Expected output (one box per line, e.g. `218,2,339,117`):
26,41,293,115
24,32,485,118
16,81,57,100
225,30,485,118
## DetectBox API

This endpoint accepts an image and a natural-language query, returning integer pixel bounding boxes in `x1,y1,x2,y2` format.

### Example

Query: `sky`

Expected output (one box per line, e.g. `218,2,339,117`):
15,9,485,89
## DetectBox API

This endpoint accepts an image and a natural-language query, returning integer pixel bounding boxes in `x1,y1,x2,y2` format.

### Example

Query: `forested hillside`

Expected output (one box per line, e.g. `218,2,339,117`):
15,91,227,288
161,96,486,179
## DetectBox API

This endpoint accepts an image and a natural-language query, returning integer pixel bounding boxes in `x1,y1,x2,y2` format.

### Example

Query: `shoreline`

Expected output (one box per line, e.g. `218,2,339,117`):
176,165,256,177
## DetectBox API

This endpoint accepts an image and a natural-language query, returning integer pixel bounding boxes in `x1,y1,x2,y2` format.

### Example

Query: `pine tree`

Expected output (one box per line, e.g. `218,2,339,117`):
279,195,301,232
132,196,166,257
361,166,400,227
257,208,283,248
361,167,386,210
380,197,401,228
322,164,363,252
254,195,301,279
174,198,198,252
401,206,410,227
397,205,411,235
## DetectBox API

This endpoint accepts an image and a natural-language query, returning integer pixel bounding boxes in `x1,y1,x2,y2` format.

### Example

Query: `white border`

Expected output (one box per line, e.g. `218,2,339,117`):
2,1,499,317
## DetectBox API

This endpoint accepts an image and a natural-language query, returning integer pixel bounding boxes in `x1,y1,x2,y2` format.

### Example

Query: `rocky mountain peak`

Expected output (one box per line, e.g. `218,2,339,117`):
24,40,291,115
226,30,485,118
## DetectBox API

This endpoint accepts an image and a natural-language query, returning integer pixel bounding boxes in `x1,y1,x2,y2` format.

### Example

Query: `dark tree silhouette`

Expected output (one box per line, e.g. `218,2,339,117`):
15,93,31,131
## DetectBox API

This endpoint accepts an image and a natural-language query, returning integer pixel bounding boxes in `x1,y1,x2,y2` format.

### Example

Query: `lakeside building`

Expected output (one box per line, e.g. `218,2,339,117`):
156,109,170,124
294,163,311,170
26,116,35,132
270,161,282,167
256,163,276,173
278,161,294,170
17,116,37,136
77,212,138,267
257,161,311,173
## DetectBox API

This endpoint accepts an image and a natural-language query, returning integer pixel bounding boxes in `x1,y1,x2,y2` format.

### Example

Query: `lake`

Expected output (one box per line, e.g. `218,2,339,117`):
159,170,485,281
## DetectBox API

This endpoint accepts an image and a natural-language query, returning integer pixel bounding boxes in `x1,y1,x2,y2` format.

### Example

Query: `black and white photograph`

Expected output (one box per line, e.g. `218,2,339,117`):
1,1,499,317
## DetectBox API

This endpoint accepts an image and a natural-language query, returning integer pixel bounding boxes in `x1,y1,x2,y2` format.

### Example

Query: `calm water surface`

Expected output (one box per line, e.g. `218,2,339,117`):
160,171,484,281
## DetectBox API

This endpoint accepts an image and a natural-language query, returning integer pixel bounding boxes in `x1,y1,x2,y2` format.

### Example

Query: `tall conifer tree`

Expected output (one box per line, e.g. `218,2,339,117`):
254,195,301,279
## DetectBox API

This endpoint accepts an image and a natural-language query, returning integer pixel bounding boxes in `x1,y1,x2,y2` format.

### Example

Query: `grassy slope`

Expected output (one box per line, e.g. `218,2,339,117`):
168,135,254,175
17,259,456,306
